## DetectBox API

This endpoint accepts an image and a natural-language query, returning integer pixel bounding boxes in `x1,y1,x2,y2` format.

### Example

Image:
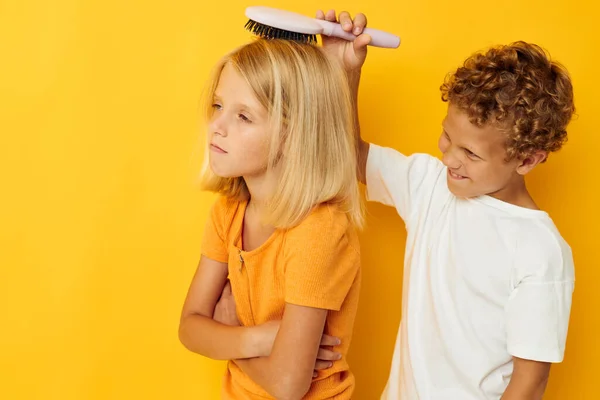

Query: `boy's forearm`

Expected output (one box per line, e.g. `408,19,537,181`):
178,314,262,360
501,368,549,399
348,69,361,151
501,381,548,400
347,69,360,103
347,70,369,184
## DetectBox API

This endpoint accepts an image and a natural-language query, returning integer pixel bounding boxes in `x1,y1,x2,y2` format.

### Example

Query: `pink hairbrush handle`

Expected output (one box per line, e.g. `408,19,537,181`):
317,19,400,48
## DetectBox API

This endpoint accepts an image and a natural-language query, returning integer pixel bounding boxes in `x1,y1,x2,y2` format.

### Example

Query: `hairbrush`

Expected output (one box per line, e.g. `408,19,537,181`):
244,6,400,48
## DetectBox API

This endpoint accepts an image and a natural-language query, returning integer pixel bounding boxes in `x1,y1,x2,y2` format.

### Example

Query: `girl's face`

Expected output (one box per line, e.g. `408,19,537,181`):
208,63,271,179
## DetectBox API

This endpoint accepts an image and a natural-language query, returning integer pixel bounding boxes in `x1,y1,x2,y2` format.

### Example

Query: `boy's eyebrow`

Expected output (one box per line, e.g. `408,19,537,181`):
463,145,486,160
442,125,486,160
463,145,479,154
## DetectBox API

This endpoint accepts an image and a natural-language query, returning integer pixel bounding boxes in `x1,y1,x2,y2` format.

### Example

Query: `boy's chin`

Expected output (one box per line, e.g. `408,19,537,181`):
447,180,483,199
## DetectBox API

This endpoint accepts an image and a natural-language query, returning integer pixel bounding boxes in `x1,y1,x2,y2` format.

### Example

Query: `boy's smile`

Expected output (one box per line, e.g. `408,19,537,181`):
438,104,544,207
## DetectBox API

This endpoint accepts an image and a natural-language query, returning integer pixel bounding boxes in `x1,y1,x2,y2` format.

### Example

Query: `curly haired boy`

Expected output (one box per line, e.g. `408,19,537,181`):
317,9,575,399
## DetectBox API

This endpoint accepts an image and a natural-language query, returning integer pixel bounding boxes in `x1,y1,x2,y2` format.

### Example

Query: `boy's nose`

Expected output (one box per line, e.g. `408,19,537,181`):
442,151,461,170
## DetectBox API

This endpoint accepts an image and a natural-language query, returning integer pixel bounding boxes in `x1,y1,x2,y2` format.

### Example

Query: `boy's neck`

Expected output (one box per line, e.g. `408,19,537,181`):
486,177,540,210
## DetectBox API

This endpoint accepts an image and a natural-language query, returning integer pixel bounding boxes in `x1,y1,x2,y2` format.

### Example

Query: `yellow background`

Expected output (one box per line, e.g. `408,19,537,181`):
1,0,598,398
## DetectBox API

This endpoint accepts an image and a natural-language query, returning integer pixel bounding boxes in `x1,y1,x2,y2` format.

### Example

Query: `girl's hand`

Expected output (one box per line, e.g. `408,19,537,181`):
212,281,241,326
312,333,343,378
255,320,281,357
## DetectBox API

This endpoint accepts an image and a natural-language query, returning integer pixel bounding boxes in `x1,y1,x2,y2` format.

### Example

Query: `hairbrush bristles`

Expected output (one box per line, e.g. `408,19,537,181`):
244,19,317,44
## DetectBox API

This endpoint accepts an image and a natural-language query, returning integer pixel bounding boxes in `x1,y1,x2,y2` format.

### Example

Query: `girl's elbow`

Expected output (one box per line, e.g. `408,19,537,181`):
273,386,309,400
273,372,312,400
178,319,195,353
178,318,221,359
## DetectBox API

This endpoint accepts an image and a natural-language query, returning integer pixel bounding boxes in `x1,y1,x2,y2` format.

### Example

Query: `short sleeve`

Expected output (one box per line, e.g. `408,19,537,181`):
366,144,444,222
200,197,230,263
506,232,575,363
283,205,360,311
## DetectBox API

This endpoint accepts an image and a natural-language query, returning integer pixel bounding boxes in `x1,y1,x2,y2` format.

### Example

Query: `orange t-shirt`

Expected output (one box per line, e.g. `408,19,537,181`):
201,195,361,399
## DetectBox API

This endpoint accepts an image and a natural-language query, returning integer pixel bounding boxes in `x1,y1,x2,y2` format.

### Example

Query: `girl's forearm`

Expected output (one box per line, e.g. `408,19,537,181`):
178,314,262,360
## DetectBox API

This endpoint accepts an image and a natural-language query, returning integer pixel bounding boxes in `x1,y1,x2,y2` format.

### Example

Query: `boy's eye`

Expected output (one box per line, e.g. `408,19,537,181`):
465,149,480,159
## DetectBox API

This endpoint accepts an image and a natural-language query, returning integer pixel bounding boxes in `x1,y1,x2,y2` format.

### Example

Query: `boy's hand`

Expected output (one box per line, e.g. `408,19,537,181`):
316,9,371,74
212,280,241,326
254,319,343,377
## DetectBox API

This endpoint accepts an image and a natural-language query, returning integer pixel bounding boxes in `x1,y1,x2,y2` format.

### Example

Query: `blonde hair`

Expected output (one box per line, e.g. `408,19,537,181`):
200,39,362,229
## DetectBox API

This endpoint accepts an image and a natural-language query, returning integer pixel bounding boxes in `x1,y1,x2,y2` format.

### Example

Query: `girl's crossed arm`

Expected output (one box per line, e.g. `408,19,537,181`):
236,304,329,400
178,256,268,360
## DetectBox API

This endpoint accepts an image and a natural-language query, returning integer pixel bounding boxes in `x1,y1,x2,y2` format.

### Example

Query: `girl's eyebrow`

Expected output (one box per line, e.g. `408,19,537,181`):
213,94,255,110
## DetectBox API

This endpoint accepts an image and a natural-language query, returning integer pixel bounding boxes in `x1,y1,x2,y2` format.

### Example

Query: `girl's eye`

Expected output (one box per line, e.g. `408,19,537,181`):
212,103,222,110
239,114,252,123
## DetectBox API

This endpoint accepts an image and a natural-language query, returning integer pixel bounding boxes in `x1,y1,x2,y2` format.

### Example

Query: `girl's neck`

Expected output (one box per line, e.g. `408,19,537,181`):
242,173,277,252
243,173,274,215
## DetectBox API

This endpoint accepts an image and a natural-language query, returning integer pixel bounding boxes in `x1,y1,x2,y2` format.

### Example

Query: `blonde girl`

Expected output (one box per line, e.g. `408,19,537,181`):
179,38,362,399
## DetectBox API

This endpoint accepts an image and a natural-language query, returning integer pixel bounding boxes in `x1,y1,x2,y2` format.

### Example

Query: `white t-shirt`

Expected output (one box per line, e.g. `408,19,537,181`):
366,144,575,400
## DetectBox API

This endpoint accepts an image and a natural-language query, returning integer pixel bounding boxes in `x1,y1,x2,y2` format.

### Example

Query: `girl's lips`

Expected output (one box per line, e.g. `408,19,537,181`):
210,143,227,153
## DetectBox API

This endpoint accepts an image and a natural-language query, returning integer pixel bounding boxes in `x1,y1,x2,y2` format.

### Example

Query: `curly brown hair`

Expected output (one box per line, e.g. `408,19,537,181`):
440,41,575,161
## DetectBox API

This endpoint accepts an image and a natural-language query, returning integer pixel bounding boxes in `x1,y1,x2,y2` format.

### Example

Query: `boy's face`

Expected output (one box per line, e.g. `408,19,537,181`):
438,104,524,199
